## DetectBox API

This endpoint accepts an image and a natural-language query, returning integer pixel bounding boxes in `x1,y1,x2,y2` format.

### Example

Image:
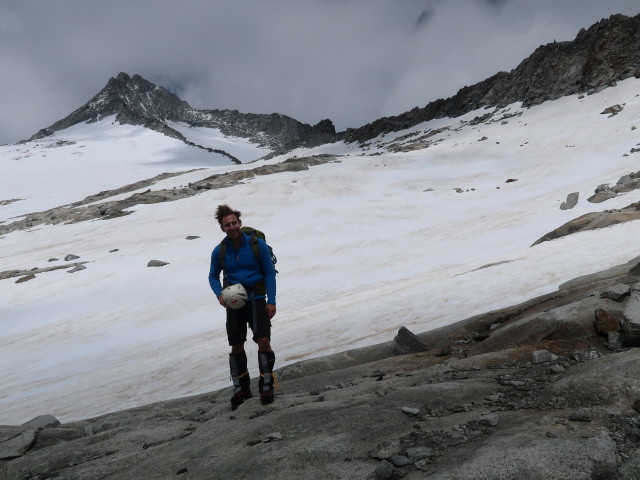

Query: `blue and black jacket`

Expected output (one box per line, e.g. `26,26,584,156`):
208,232,276,305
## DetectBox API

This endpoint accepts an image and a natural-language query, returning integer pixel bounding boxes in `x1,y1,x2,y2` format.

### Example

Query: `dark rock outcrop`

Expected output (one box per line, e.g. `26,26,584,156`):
391,326,428,355
340,13,640,144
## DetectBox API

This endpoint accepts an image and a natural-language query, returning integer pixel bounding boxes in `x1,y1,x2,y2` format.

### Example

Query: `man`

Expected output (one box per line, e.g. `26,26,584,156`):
208,204,277,410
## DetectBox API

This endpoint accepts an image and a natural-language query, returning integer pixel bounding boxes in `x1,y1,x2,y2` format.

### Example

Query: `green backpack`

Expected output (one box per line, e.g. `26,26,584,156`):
219,227,278,296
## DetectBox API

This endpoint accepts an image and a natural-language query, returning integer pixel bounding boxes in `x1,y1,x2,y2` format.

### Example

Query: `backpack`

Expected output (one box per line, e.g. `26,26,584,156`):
219,226,277,296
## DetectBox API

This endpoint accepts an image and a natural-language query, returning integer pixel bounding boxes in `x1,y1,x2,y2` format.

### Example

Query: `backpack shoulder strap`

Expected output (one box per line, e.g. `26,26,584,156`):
248,230,260,260
218,238,229,287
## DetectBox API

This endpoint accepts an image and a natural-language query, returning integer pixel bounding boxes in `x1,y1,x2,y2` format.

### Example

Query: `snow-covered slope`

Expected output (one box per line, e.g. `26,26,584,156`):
167,122,272,161
2,79,640,425
0,119,241,221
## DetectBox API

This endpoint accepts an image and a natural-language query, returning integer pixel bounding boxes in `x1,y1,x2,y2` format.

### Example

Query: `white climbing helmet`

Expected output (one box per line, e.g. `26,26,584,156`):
221,284,248,310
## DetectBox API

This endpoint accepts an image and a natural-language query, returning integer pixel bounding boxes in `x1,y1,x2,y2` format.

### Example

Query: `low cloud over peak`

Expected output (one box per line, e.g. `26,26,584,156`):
0,0,638,145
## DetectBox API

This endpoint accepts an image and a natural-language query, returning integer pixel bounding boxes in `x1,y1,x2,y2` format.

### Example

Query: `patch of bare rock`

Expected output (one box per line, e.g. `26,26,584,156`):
534,170,640,245
3,255,640,479
588,171,640,204
0,155,338,238
0,259,89,283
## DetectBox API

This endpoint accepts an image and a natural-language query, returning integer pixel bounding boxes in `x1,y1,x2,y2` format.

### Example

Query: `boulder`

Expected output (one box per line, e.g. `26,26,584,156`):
532,350,558,363
588,190,618,203
147,260,169,267
21,414,60,429
559,192,579,210
391,327,428,356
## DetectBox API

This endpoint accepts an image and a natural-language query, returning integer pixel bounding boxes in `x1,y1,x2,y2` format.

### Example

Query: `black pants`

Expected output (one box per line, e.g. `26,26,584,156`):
226,298,271,346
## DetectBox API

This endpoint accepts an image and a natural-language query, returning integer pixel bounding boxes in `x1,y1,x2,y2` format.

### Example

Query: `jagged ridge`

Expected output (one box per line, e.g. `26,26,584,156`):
341,13,640,144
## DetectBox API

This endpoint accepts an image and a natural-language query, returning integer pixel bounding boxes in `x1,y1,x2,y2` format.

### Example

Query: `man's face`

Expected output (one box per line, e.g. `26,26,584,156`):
221,214,242,240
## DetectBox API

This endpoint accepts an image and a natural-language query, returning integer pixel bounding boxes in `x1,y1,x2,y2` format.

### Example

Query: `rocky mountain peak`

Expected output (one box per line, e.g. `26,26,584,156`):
27,72,335,152
28,73,193,141
93,72,192,121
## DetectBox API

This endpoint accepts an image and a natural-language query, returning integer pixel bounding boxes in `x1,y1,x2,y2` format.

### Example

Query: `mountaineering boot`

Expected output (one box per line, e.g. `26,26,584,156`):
229,351,252,410
258,351,277,405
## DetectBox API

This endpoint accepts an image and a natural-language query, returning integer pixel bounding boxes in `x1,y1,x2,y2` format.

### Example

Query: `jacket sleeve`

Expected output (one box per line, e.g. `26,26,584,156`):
208,245,223,298
257,239,276,305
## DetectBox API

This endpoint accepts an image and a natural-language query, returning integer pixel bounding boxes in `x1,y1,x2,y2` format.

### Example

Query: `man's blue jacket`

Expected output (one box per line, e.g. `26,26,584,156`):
209,232,276,305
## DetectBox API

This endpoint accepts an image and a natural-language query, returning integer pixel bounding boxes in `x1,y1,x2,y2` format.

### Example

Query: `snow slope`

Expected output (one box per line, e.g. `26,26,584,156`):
2,79,640,424
0,120,237,221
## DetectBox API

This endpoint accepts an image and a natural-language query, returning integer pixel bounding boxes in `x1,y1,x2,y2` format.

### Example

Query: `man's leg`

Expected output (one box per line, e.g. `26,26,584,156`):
229,344,252,410
226,303,252,410
257,338,276,405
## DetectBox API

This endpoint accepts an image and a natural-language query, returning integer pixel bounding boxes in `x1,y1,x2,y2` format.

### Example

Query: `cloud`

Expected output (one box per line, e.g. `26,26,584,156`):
0,0,638,144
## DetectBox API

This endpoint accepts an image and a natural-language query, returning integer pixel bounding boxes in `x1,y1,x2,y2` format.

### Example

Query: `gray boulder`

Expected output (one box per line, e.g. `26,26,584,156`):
532,349,558,363
147,260,169,267
391,326,428,356
559,192,579,210
20,414,60,429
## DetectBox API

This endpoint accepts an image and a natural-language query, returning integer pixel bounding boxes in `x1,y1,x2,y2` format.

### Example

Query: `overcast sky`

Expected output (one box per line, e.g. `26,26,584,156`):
1,0,639,145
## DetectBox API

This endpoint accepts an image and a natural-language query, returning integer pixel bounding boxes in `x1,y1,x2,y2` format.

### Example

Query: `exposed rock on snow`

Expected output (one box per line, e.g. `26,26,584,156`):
559,192,579,210
0,199,23,206
601,103,625,116
147,260,169,267
588,171,640,203
0,262,89,282
532,200,640,245
0,155,338,237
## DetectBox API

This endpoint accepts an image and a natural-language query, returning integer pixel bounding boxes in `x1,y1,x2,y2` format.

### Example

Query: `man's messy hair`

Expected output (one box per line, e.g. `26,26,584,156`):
215,204,241,226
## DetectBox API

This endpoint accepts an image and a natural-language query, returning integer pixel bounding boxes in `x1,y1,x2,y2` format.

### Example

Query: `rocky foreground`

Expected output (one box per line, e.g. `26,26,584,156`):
3,255,640,480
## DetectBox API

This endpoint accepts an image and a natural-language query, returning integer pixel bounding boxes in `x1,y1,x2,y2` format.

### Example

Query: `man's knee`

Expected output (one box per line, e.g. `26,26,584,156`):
256,337,271,351
230,343,245,354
